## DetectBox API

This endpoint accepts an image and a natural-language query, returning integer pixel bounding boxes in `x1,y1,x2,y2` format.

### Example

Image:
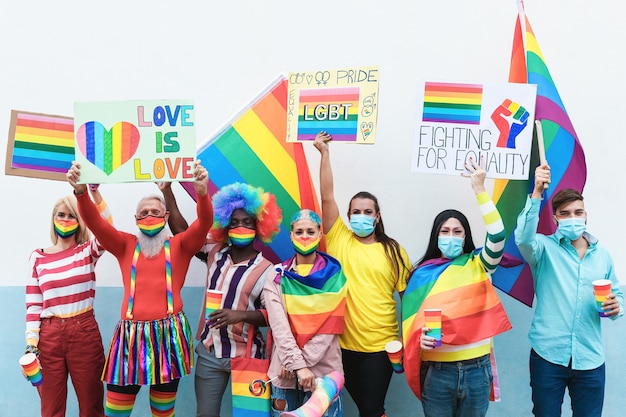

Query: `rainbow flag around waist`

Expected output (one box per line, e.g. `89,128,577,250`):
401,254,511,400
280,252,347,348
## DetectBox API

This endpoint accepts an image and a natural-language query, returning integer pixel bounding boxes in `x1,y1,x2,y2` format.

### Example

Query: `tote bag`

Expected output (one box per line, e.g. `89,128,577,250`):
231,327,272,417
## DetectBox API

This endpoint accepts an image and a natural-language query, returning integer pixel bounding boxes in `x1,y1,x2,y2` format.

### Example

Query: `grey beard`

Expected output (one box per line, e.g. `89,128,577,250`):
136,228,170,258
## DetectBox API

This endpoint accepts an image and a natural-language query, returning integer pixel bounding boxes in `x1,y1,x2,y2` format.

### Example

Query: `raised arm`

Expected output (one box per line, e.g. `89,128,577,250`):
514,164,550,267
462,156,505,273
157,182,190,235
313,131,339,234
67,162,127,256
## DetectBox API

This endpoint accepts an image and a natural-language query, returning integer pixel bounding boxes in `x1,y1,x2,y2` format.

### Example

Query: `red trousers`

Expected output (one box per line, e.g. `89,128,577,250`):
38,310,105,417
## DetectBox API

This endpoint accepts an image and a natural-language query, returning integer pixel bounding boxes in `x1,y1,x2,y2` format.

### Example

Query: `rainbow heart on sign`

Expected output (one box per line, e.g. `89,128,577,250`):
360,122,373,139
76,121,140,175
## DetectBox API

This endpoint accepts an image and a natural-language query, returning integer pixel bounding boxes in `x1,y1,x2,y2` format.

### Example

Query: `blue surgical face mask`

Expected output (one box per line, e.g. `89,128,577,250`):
438,236,464,259
349,214,376,238
557,218,586,241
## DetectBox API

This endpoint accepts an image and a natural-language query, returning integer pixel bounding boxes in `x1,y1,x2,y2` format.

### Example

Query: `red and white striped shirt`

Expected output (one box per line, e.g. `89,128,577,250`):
25,239,105,345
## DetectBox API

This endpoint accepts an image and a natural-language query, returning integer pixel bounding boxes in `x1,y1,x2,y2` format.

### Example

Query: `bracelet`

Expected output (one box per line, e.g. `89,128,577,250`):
25,345,41,356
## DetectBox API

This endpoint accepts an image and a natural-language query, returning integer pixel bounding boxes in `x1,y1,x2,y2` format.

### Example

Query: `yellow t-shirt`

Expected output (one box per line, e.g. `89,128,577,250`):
326,218,410,352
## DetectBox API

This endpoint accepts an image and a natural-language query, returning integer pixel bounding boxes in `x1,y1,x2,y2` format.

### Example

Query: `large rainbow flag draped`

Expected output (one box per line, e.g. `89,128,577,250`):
491,1,587,306
280,253,347,348
183,76,321,263
401,255,512,400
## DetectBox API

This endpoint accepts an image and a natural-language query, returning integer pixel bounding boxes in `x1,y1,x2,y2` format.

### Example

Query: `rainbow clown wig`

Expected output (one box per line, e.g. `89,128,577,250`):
210,182,282,244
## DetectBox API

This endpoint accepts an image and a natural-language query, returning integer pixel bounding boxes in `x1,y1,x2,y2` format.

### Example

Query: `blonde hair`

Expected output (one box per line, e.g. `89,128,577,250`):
50,195,90,245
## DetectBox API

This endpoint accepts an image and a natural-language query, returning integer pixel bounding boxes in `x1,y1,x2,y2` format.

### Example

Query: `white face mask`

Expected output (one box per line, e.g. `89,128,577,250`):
557,218,586,240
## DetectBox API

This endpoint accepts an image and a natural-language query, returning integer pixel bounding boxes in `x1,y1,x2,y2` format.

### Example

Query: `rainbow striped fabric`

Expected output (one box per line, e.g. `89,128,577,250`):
6,110,74,180
182,76,321,263
401,255,511,399
491,3,587,306
297,87,360,141
422,82,483,125
279,252,347,348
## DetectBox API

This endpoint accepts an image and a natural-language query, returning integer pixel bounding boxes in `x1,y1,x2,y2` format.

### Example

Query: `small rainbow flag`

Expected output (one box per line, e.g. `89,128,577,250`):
422,82,483,125
491,2,587,306
5,110,74,181
183,76,321,263
297,87,360,141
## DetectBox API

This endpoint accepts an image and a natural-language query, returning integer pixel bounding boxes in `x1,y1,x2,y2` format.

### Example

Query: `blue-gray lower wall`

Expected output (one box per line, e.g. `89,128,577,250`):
2,287,625,416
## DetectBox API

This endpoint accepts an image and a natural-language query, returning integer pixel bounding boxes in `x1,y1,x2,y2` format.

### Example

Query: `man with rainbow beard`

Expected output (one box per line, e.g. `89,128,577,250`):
264,209,347,417
160,182,282,417
67,160,212,417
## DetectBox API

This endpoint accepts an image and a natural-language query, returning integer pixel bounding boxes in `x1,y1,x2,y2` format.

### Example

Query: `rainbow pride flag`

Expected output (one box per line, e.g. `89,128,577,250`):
401,255,511,399
422,82,483,125
5,110,74,181
491,2,587,307
297,87,360,141
183,76,321,263
280,253,347,348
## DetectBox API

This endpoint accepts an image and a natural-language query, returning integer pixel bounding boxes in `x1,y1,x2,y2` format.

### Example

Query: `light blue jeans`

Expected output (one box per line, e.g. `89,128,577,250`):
420,354,492,417
271,385,343,417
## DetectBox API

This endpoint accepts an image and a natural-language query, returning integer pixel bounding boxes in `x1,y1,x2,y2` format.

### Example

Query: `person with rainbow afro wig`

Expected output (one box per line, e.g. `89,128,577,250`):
158,181,282,417
209,182,282,247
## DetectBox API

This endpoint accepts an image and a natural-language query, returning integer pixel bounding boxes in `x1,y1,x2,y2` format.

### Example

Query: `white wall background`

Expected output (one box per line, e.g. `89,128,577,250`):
3,1,626,416
1,0,624,286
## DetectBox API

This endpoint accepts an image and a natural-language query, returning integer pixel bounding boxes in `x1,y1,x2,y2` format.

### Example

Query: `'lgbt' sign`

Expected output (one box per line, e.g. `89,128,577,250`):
287,66,379,143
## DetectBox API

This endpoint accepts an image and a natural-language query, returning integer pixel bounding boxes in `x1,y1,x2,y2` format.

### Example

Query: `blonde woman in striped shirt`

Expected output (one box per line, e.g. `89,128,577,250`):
25,186,111,417
401,156,512,417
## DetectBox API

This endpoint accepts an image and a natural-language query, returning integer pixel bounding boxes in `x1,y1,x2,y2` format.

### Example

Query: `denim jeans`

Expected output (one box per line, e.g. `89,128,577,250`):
529,349,605,417
38,310,105,417
271,385,343,417
420,354,492,417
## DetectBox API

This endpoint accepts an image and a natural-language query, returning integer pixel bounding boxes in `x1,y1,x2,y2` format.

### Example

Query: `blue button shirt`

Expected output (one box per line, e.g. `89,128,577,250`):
515,196,623,370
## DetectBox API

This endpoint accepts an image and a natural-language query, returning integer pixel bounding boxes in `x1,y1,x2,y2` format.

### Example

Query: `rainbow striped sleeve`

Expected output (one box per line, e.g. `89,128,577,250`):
476,192,506,274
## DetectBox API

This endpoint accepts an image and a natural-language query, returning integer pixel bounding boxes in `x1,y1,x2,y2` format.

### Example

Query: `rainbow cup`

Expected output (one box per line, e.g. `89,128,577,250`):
19,353,43,386
424,308,442,347
593,279,612,318
385,340,404,373
206,289,223,323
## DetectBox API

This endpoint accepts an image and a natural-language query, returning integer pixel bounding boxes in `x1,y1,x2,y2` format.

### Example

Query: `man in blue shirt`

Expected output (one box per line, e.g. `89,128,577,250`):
515,163,623,417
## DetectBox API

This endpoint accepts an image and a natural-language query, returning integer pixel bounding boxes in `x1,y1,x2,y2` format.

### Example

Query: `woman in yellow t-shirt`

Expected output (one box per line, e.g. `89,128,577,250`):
313,131,411,417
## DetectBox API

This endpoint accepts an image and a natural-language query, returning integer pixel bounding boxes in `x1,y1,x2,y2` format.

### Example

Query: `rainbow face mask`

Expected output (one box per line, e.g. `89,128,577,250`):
291,235,321,256
54,219,79,239
137,215,166,237
228,226,256,247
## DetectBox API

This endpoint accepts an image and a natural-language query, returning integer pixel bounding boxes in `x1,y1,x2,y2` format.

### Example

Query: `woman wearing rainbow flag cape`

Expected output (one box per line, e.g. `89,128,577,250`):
314,132,411,417
25,185,111,417
401,156,512,417
264,209,347,417
67,161,212,417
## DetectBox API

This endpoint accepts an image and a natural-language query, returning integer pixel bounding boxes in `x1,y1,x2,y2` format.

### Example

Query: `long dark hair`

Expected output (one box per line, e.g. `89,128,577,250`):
416,209,475,267
348,191,410,279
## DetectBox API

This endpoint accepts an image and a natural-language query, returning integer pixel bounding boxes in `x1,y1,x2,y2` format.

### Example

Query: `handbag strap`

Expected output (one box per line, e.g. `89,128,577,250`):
245,325,273,359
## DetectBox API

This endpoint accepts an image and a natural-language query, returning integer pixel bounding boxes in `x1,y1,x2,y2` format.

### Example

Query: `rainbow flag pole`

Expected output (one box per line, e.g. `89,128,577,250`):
491,0,587,306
